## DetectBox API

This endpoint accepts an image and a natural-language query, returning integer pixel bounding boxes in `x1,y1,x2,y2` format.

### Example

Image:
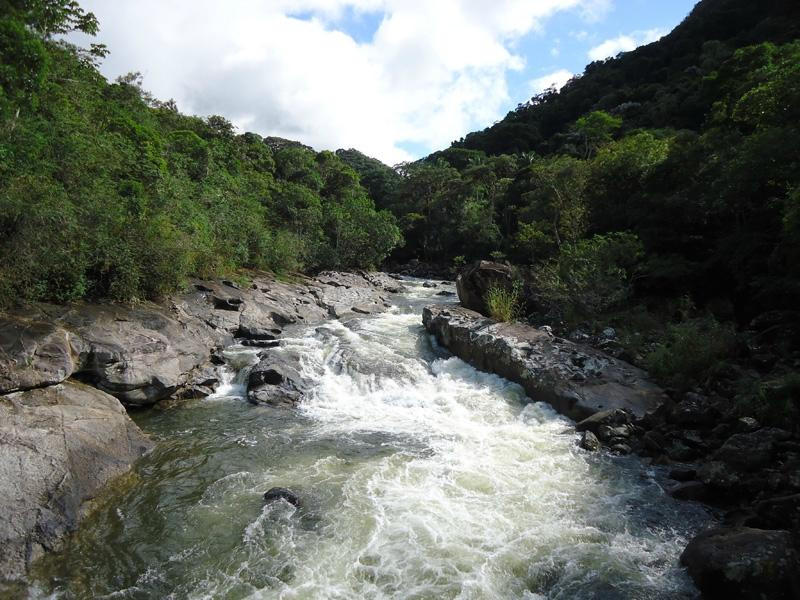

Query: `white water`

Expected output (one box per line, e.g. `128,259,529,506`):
34,279,712,599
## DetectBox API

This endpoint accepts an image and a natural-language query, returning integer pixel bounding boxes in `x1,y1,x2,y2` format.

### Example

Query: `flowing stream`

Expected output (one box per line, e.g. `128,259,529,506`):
32,279,712,599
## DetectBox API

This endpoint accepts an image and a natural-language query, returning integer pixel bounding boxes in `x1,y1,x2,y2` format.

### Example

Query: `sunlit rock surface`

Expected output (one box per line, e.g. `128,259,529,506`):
423,303,666,421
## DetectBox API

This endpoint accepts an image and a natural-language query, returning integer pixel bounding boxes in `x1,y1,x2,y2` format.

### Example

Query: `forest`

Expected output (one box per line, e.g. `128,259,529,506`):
1,0,799,417
0,0,401,305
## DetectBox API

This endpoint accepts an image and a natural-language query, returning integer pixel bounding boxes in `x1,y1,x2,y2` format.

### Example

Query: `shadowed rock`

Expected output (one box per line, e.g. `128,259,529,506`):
680,526,800,599
0,381,153,582
263,487,301,508
455,260,513,316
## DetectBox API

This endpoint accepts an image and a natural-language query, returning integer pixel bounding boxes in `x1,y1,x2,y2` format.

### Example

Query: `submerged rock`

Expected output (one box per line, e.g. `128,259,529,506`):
0,381,152,581
680,526,800,599
263,487,301,508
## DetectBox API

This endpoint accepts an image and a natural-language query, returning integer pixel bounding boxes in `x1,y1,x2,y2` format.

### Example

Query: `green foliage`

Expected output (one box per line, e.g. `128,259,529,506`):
484,280,522,322
645,317,736,390
533,233,643,317
574,110,622,157
0,14,401,305
735,373,800,430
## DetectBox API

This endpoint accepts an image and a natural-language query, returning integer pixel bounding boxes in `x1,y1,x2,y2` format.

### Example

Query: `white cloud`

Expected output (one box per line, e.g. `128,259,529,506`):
70,0,608,164
588,27,666,61
530,68,574,94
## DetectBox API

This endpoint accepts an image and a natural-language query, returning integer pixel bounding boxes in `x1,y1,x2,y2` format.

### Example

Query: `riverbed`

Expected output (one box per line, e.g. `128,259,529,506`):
32,279,712,599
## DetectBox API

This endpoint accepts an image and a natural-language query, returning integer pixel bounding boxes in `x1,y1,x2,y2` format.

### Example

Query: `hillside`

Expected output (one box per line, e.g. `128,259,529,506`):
454,0,800,155
0,3,401,306
337,0,800,416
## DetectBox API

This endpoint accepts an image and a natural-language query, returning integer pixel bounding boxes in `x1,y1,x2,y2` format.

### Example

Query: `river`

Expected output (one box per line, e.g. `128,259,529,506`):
32,279,712,599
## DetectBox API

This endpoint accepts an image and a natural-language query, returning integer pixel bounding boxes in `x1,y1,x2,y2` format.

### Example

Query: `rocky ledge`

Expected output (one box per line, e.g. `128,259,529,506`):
422,304,666,423
0,270,401,584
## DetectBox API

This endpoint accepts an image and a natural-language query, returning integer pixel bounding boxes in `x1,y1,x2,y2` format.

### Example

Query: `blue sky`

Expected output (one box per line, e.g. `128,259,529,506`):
75,0,699,164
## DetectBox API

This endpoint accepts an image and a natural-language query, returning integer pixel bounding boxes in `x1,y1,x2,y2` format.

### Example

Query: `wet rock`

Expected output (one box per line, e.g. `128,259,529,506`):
455,261,514,316
668,467,697,482
263,487,301,508
436,290,456,297
0,381,153,581
580,431,601,451
642,430,667,454
610,443,631,455
422,281,438,288
597,424,632,442
669,481,710,502
247,351,307,407
576,409,633,434
240,339,280,349
680,526,800,599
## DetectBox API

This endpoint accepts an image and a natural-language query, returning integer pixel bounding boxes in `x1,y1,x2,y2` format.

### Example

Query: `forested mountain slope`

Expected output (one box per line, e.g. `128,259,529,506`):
0,1,401,306
337,0,800,413
455,0,800,155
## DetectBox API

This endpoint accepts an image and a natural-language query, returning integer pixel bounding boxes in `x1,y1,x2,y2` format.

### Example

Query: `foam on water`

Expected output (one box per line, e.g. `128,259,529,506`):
31,278,712,600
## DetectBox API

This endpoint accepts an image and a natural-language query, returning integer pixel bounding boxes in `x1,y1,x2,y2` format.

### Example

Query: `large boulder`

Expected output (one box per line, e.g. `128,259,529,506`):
680,526,800,599
0,381,153,582
455,261,513,316
247,350,309,407
0,316,83,394
63,303,218,407
712,428,791,472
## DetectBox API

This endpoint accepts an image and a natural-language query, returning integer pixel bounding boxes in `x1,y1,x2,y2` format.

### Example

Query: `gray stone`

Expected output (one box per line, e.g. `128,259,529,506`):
455,261,513,316
697,460,741,489
423,305,666,422
680,526,800,599
668,481,710,502
0,382,152,581
247,351,308,407
580,431,601,451
2,271,398,408
713,428,790,472
0,317,82,394
263,487,301,508
754,494,800,531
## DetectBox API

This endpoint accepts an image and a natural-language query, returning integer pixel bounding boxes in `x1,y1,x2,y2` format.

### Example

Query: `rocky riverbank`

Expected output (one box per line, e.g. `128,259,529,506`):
0,270,401,585
423,261,800,599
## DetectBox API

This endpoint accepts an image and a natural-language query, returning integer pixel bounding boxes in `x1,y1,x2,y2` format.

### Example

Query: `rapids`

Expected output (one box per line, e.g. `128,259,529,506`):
31,279,713,599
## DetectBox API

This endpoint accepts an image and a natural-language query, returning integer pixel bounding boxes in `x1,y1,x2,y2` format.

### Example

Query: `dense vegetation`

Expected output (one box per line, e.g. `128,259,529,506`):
0,0,401,305
2,0,799,408
338,0,800,402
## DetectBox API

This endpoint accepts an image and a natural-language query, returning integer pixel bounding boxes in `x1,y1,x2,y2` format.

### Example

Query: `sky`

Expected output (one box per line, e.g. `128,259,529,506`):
69,0,698,164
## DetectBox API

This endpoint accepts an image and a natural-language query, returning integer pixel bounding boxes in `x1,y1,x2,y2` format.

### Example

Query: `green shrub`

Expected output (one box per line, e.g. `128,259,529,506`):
645,317,736,389
533,232,643,318
735,373,800,431
484,280,522,322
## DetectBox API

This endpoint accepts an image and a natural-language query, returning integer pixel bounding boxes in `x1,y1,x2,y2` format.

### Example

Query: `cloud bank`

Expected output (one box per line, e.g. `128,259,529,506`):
72,0,612,164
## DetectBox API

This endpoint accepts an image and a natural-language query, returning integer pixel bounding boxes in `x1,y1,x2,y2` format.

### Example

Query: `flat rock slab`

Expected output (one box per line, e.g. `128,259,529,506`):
0,271,401,407
0,381,153,582
423,304,666,422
